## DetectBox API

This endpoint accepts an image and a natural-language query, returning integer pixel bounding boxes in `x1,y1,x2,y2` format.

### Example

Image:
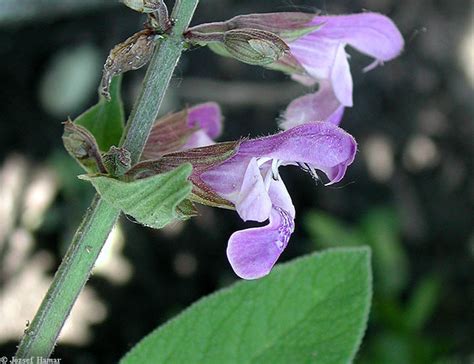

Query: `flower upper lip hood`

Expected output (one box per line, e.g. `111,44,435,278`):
307,13,405,66
201,121,357,204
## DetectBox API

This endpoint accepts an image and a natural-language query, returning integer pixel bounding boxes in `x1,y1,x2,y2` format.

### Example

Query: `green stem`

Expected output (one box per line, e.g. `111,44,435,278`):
122,0,199,165
15,0,199,358
16,195,120,358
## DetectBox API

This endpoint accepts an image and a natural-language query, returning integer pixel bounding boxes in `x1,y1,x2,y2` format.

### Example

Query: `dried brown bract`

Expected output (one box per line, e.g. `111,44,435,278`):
100,29,158,100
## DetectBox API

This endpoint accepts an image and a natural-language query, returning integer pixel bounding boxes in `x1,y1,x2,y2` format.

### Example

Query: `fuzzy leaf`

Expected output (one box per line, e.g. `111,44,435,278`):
74,76,125,152
80,163,192,229
120,247,372,364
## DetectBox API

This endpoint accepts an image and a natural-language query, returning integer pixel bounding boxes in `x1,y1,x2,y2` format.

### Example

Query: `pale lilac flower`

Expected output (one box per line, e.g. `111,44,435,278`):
199,122,357,279
280,81,345,129
192,12,403,124
182,102,223,149
286,12,404,107
130,120,357,279
143,102,222,160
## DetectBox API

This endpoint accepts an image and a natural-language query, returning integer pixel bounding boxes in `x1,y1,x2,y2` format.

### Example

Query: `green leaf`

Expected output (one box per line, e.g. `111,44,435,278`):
74,76,125,151
80,163,192,229
120,247,373,364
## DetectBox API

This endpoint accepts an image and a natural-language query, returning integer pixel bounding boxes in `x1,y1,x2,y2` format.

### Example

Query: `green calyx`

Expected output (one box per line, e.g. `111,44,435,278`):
223,28,289,66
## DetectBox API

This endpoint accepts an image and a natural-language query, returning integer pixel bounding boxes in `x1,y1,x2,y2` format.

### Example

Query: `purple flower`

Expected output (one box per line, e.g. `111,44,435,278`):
182,102,223,149
199,122,357,279
275,13,403,129
190,12,403,125
280,81,345,129
286,12,404,107
143,102,222,160
130,120,357,279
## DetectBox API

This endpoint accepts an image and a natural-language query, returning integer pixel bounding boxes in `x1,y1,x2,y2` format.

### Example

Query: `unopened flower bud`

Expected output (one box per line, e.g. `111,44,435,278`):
101,29,158,100
222,28,289,66
103,146,132,177
120,0,161,13
143,109,194,159
62,121,106,173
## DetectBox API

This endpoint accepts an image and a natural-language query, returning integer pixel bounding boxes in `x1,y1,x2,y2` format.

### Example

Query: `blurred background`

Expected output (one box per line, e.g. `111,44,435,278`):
0,0,472,363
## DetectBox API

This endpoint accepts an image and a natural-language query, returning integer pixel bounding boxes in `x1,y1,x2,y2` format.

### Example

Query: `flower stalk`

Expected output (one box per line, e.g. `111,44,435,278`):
15,0,199,358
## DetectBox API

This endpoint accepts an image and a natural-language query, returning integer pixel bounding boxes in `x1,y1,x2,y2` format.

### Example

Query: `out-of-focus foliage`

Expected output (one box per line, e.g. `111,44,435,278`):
305,208,408,297
0,0,117,25
304,208,447,364
39,44,102,117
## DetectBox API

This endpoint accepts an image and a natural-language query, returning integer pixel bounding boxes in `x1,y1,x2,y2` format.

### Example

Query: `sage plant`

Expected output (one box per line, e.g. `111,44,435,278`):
15,1,404,361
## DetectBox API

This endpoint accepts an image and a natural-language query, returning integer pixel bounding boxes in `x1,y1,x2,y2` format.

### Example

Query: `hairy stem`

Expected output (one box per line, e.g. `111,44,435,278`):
15,0,199,358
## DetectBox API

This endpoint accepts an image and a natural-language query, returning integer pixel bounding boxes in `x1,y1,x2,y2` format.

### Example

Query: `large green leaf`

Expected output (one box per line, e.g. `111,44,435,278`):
121,247,372,364
80,163,192,229
74,76,125,151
